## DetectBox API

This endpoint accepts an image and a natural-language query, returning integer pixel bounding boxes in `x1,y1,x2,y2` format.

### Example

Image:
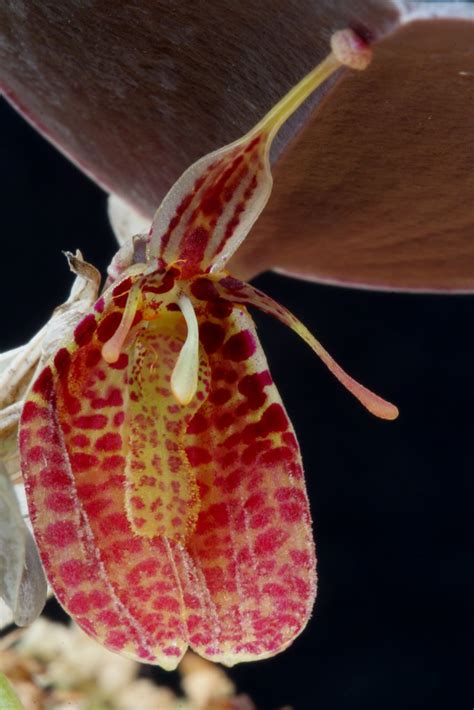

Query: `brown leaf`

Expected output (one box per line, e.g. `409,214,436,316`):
0,2,472,292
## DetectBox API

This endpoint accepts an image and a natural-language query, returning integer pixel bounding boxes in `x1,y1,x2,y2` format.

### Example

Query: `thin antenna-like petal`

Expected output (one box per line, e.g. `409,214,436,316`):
189,276,398,421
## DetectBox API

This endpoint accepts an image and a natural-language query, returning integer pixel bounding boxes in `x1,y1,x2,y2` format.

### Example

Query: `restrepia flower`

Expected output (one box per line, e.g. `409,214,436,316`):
18,30,398,669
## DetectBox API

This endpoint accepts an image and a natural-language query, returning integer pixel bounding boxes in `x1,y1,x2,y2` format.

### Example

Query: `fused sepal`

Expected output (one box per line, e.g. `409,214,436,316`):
19,268,316,666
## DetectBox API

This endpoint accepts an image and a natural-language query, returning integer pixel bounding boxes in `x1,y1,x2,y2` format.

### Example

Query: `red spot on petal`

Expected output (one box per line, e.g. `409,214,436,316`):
255,527,289,556
91,388,123,409
37,425,54,442
163,645,182,657
179,226,209,276
83,497,111,516
283,432,298,449
238,371,272,409
97,311,122,342
154,267,178,294
221,468,244,493
21,401,47,423
70,452,99,472
215,412,235,430
76,483,97,499
209,388,231,405
260,446,293,467
71,434,90,447
54,348,71,375
44,520,78,548
74,314,97,346
73,414,108,430
45,491,75,513
275,487,306,502
221,432,241,449
242,440,271,465
244,492,266,511
222,330,256,362
258,403,288,435
32,367,53,397
186,446,211,466
200,322,226,354
187,412,209,434
98,610,121,626
113,276,133,307
95,432,122,452
113,411,125,426
290,550,311,566
101,455,125,471
219,275,246,293
64,394,81,415
153,596,180,613
208,300,233,319
250,506,274,529
109,353,129,370
207,502,229,526
69,592,90,614
27,446,45,464
86,348,102,367
190,278,220,301
40,467,70,488
89,590,110,608
100,512,130,534
59,560,86,587
105,630,127,650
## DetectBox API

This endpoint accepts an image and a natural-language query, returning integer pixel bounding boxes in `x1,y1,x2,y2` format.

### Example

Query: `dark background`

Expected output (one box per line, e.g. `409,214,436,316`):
1,98,472,710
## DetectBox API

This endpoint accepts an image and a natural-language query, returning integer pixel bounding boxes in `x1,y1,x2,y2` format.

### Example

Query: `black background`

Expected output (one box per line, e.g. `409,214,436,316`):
1,98,472,710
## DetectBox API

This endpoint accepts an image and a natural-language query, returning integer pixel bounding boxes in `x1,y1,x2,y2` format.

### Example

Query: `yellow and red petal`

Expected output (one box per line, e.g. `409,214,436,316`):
181,304,316,665
19,274,197,669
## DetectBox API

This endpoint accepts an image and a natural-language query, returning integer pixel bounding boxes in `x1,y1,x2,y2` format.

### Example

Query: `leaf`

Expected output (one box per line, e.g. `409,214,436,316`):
0,672,23,710
0,467,27,614
0,463,47,627
14,526,48,627
1,3,473,289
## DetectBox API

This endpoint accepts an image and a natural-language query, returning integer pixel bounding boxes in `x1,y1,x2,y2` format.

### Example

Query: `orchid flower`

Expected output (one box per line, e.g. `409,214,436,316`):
17,29,397,670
